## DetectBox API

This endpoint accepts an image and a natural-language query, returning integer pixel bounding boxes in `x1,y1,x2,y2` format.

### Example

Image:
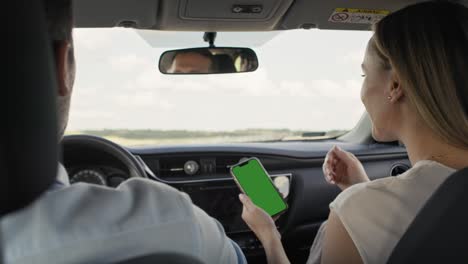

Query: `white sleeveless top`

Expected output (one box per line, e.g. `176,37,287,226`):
329,160,455,264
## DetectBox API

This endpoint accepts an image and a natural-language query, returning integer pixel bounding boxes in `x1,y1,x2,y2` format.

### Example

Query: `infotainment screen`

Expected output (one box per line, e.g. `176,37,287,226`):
179,175,290,233
180,184,249,233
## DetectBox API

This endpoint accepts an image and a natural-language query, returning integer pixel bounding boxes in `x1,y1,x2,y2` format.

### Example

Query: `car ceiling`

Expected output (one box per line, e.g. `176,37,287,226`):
74,0,468,31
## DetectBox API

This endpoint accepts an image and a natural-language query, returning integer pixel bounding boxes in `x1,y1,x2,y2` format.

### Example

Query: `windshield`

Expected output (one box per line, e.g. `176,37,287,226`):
67,29,372,146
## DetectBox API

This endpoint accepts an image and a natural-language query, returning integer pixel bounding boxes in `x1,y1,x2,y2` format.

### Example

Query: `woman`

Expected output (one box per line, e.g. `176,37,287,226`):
239,2,468,264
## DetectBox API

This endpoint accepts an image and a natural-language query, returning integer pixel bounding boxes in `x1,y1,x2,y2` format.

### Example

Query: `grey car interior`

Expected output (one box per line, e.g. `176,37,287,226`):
73,0,467,31
3,0,468,263
387,167,468,263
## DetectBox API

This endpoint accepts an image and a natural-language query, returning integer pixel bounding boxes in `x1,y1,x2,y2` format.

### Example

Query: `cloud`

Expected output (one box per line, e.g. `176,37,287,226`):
309,79,362,99
341,50,365,65
109,54,151,73
204,69,278,96
74,29,114,51
278,81,312,96
69,28,370,131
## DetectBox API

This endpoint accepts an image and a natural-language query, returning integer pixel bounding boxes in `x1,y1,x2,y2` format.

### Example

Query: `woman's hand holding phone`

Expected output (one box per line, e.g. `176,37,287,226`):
233,158,290,263
239,194,290,264
323,146,370,190
239,194,280,242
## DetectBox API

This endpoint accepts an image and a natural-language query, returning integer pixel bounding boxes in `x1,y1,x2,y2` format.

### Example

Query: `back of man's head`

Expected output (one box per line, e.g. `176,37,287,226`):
43,0,73,53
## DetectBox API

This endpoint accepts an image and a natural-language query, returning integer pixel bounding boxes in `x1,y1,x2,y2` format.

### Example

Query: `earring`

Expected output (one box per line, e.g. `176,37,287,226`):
388,96,392,100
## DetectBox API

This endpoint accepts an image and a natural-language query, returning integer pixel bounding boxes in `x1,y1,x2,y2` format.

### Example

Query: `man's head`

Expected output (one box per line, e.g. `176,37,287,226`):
43,0,75,139
169,50,213,74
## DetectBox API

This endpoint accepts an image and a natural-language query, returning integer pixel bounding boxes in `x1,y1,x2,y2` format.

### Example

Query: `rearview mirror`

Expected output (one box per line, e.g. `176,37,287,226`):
159,47,258,74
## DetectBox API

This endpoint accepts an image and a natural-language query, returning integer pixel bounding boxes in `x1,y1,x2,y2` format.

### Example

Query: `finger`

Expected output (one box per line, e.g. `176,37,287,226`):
333,146,354,164
323,156,330,172
324,166,333,183
327,164,335,178
326,153,336,169
323,160,330,178
239,194,255,211
329,151,340,165
325,172,332,183
324,148,335,164
326,170,336,184
241,206,249,221
349,152,360,162
328,157,337,175
329,158,336,171
329,171,337,183
324,148,339,182
329,147,340,158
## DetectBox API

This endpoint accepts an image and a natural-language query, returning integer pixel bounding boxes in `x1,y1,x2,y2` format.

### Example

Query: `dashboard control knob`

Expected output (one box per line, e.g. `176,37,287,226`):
184,160,199,175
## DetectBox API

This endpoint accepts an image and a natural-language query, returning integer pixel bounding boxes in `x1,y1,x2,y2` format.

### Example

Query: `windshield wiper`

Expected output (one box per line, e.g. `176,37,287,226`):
272,130,348,142
301,131,326,137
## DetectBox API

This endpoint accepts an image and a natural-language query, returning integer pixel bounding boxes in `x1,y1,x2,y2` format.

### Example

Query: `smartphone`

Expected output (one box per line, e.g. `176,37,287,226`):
230,157,288,217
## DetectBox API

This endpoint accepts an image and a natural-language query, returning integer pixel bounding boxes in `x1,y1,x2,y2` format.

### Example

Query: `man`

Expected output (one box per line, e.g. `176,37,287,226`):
168,50,214,74
0,1,245,263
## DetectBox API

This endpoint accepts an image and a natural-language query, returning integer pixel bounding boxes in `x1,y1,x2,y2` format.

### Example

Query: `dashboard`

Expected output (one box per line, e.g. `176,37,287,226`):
62,138,410,263
62,139,132,187
67,165,129,187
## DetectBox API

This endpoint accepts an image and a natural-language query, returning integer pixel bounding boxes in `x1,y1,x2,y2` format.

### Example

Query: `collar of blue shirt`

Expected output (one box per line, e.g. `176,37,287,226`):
50,163,70,190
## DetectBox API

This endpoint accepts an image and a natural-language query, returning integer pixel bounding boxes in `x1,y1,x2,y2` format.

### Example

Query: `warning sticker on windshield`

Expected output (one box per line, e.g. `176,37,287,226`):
329,8,390,24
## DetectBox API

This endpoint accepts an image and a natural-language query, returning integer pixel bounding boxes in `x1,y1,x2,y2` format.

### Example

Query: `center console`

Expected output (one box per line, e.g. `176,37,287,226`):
139,154,293,255
176,174,292,254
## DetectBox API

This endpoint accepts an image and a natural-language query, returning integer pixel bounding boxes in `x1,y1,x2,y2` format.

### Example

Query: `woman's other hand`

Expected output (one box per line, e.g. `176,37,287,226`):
323,146,370,190
238,194,280,243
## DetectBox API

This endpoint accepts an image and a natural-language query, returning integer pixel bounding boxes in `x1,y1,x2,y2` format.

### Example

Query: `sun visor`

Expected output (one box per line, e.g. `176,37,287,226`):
159,0,293,31
74,0,293,31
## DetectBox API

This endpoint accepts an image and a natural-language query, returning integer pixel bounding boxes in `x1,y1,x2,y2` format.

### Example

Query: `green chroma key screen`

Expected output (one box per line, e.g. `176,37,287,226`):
231,158,287,216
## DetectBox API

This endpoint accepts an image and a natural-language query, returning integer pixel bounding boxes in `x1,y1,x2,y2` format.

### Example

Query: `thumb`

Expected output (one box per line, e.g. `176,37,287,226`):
239,194,255,211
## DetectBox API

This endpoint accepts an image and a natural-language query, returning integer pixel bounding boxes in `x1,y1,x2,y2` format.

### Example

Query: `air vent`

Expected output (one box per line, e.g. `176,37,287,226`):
390,163,411,176
157,157,203,178
142,155,255,179
216,156,244,174
153,156,226,178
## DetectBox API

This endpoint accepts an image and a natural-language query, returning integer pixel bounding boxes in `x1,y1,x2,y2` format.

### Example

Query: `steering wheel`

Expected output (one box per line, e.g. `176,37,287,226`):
61,135,147,180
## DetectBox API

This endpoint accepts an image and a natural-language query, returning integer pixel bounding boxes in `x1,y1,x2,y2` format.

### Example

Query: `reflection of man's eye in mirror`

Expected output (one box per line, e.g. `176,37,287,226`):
169,52,213,74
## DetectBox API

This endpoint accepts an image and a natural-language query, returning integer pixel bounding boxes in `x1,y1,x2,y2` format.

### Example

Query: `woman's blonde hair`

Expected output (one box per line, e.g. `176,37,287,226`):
371,1,468,149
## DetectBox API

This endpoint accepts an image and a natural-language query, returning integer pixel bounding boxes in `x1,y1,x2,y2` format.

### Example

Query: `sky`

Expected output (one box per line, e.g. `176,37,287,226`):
68,28,372,132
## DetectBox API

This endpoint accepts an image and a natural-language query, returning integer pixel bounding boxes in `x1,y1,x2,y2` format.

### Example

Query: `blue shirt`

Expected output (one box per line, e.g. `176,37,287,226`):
1,164,247,264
